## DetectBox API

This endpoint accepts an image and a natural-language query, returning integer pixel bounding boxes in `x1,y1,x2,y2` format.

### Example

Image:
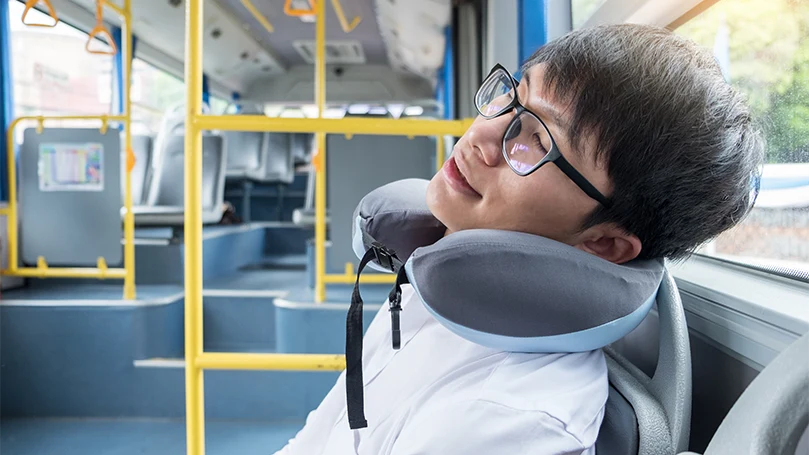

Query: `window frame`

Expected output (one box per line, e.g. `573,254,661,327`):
661,0,809,366
664,0,809,285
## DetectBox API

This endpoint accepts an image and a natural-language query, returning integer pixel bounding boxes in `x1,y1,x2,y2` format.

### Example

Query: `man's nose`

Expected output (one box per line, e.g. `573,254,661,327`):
468,112,513,167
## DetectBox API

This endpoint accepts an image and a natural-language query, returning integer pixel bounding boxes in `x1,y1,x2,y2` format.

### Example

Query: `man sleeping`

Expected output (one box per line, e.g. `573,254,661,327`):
274,23,764,454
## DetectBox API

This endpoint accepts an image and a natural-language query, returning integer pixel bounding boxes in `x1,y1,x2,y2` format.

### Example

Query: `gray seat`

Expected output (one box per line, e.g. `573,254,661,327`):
129,133,227,226
225,131,265,180
292,164,330,227
291,133,314,165
223,102,295,185
595,270,692,455
248,132,294,184
685,331,809,455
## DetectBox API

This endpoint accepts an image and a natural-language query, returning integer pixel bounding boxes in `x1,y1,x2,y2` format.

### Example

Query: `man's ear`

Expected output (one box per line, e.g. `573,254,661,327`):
575,225,642,264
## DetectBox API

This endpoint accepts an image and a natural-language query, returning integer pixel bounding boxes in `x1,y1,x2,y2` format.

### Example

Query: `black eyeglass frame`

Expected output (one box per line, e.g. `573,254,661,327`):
476,63,612,208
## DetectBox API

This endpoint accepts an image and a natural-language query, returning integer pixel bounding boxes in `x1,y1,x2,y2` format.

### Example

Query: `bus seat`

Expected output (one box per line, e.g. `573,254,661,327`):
596,269,692,455
292,164,330,227
225,131,264,180
291,132,314,165
690,331,809,455
127,135,153,205
597,385,639,455
246,132,295,184
223,103,270,181
129,133,226,226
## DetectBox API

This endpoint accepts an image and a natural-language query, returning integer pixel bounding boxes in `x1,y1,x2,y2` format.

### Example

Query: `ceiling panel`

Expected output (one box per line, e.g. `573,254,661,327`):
216,0,388,66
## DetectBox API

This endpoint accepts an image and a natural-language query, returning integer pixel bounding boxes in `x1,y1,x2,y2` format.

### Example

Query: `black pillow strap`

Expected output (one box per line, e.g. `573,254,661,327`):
346,242,408,430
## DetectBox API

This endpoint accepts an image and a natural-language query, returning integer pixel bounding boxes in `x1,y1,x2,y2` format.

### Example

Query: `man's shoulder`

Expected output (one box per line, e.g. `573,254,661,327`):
475,349,608,448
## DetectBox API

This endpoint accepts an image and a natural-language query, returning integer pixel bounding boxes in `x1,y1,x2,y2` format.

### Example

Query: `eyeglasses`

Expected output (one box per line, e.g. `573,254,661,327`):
474,63,612,208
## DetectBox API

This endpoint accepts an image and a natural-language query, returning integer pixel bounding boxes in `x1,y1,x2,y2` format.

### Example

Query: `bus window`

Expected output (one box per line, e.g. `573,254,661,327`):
572,0,607,29
131,58,185,135
675,0,809,278
8,0,112,140
208,96,229,115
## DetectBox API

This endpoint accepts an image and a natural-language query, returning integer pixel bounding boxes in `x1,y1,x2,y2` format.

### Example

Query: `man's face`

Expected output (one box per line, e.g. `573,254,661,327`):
426,65,614,248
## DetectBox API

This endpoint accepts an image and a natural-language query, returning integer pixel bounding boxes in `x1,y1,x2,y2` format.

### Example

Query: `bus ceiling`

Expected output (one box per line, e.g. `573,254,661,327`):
41,0,452,104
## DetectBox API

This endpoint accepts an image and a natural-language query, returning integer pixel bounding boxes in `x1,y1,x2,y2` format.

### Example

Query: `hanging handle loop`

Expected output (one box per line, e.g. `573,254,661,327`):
284,0,316,17
21,0,59,27
85,0,118,56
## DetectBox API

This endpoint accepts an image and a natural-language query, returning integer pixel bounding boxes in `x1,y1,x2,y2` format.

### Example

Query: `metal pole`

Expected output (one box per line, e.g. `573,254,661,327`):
184,0,205,451
122,0,136,299
314,0,327,303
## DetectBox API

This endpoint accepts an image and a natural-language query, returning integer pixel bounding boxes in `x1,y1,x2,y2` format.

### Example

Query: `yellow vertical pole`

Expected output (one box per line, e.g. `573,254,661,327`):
184,0,205,451
5,121,18,273
313,0,327,303
122,0,136,300
436,135,445,173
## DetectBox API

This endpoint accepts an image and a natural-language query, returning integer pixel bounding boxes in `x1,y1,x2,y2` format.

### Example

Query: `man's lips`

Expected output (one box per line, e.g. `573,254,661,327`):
444,155,482,198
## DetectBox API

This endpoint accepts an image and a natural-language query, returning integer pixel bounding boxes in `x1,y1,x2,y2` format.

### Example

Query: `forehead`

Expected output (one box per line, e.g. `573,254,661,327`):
519,65,571,123
519,65,612,187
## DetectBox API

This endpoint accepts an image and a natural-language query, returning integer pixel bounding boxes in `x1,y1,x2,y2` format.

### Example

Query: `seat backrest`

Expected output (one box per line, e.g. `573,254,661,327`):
597,385,640,455
291,133,314,164
701,331,809,455
225,131,264,177
247,132,294,184
223,101,268,179
148,133,226,211
596,269,692,455
127,135,153,205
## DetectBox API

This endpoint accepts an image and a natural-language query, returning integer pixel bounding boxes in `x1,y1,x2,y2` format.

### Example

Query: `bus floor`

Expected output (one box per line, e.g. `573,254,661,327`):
0,418,303,454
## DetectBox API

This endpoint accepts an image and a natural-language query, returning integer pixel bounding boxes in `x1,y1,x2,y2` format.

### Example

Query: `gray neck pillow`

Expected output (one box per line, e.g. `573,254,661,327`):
345,178,664,430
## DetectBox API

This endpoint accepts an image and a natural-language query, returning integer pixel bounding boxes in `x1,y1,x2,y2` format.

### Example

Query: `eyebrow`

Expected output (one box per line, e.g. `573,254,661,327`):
521,71,573,135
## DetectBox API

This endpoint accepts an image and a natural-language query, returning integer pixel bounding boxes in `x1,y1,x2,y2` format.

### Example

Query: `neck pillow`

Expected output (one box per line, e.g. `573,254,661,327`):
344,178,664,430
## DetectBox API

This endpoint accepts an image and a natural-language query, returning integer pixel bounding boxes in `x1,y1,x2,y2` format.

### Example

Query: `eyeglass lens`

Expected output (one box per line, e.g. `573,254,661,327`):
476,68,553,175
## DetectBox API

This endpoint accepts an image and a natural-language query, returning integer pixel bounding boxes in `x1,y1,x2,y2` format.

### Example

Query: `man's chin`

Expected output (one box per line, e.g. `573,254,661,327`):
425,178,463,234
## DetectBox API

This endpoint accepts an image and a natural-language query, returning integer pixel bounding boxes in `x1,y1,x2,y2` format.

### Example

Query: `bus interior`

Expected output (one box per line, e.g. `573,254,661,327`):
0,0,807,454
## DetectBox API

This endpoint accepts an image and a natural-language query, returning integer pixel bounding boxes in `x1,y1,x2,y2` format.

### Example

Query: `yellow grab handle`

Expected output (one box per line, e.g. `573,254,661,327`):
284,0,316,16
85,0,118,56
330,0,361,32
86,25,118,55
21,0,58,27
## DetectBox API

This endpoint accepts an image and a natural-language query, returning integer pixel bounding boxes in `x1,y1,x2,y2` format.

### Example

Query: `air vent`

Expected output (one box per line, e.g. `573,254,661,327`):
293,40,366,64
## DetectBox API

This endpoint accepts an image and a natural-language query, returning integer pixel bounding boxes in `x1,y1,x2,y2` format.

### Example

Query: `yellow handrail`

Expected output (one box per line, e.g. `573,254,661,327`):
330,0,360,33
197,352,345,371
240,0,274,34
21,0,58,27
194,115,471,136
122,0,136,299
183,0,469,451
314,0,327,303
4,0,135,297
184,0,205,451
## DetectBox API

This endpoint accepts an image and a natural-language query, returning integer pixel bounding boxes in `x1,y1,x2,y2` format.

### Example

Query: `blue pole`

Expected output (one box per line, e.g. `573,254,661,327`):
112,26,124,116
442,24,454,120
0,0,14,201
112,29,137,120
517,0,547,79
232,91,241,113
202,75,210,106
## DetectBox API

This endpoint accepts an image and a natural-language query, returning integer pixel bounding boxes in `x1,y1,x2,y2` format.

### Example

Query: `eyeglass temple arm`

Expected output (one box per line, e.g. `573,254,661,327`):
553,155,612,208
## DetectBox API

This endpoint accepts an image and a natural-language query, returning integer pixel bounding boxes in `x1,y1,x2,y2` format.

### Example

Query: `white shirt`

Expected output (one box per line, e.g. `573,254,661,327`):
274,284,608,455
